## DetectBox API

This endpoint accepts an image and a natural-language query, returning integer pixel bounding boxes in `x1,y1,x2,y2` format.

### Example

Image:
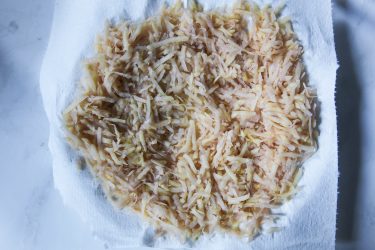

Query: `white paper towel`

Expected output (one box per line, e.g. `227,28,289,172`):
40,0,338,249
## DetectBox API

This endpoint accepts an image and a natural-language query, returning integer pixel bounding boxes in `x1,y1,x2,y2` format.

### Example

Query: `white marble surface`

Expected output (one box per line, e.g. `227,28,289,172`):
0,0,374,249
334,1,375,249
341,1,375,248
0,0,109,249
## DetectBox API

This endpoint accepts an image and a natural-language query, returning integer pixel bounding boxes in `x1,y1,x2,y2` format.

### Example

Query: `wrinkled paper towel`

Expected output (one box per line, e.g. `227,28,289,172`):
40,0,338,249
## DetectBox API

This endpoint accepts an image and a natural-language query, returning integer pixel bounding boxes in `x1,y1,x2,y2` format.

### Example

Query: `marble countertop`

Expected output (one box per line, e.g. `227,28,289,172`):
0,0,373,249
0,0,110,249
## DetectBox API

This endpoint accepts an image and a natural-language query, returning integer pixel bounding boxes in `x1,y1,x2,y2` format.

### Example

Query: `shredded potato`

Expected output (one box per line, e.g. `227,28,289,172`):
64,0,317,241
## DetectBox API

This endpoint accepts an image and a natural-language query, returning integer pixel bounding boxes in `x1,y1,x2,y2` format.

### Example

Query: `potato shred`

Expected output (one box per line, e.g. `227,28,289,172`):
64,1,317,241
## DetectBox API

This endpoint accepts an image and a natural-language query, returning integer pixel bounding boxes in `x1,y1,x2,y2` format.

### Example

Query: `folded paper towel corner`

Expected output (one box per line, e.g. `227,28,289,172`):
40,0,338,249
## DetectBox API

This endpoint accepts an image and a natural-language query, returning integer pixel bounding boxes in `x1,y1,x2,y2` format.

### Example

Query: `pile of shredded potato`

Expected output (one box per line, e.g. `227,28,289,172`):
64,1,317,241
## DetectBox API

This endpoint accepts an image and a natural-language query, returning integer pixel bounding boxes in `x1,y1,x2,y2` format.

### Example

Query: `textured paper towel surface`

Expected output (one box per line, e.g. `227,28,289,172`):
40,0,338,249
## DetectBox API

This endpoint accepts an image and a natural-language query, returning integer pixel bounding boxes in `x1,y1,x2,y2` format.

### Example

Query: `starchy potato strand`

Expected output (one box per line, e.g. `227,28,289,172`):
64,1,317,240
